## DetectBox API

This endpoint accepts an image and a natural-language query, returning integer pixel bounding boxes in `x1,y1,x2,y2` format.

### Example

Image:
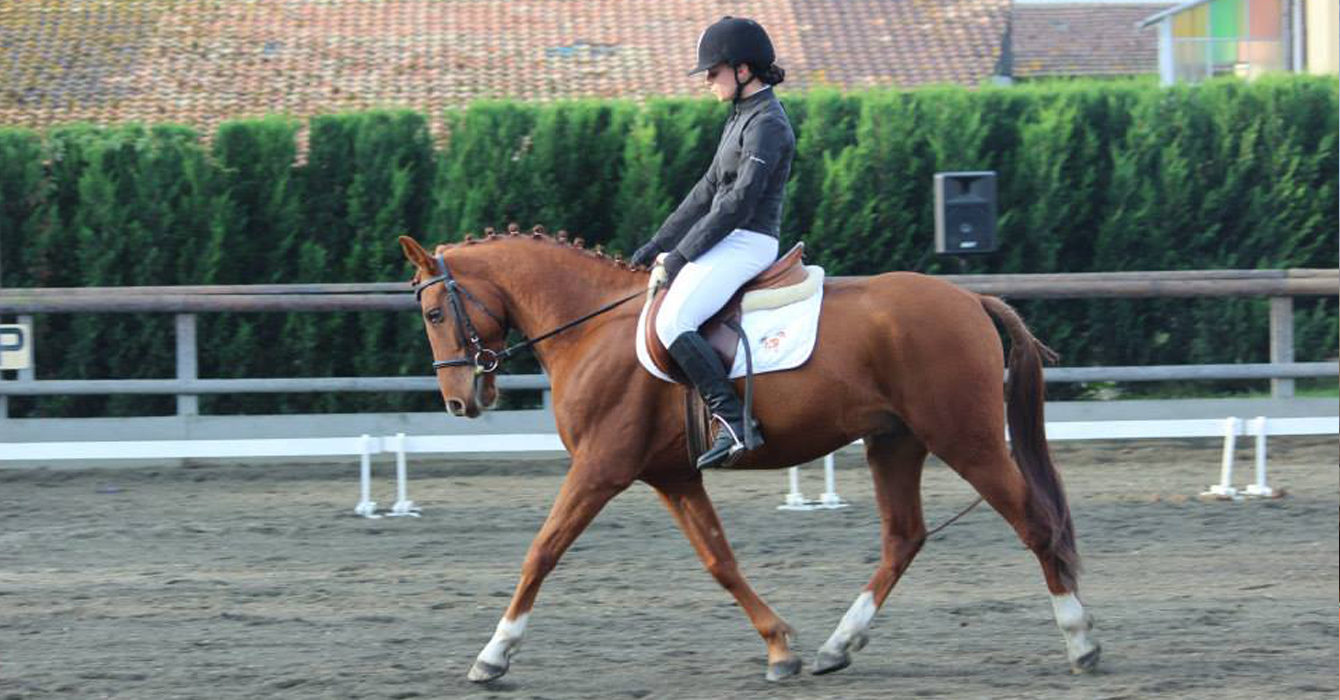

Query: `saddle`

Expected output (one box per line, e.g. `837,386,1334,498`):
644,242,810,384
641,241,819,466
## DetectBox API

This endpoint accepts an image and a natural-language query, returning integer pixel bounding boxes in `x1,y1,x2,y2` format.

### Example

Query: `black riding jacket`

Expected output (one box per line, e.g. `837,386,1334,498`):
650,87,795,263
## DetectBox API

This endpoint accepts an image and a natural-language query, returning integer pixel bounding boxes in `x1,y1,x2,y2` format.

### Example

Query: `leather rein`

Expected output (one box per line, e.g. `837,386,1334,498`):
414,253,642,374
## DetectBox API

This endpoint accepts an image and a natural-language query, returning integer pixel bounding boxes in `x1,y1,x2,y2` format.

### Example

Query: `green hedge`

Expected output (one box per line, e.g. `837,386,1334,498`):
1,76,1335,417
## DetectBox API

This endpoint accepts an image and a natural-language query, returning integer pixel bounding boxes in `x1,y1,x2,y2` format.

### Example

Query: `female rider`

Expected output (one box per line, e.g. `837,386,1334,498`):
630,17,795,470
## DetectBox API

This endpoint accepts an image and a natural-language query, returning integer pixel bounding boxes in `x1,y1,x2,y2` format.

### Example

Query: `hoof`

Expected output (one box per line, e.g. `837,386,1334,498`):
765,656,802,682
1070,642,1101,674
467,659,508,683
811,648,850,675
812,631,867,676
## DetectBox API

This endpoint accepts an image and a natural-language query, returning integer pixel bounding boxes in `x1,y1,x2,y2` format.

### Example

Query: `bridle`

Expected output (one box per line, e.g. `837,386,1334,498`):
414,253,642,374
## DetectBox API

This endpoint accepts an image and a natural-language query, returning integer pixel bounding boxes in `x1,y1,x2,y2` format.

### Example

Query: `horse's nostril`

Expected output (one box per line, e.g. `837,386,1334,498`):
446,399,465,414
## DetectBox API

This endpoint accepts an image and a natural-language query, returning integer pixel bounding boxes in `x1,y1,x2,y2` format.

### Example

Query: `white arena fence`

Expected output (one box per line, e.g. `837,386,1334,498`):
2,417,1332,516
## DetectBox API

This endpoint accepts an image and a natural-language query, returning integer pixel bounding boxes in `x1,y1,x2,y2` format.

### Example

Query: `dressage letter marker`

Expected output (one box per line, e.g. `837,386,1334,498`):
0,324,32,371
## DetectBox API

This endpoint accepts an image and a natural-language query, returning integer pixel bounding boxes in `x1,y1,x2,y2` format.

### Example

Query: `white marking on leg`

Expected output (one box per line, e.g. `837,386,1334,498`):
1050,593,1098,665
820,591,876,655
477,613,528,667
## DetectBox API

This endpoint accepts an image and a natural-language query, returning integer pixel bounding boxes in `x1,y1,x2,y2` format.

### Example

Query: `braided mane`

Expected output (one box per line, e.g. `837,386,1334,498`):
431,223,649,274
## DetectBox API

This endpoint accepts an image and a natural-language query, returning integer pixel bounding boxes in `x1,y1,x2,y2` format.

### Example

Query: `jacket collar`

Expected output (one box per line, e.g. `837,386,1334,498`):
732,85,776,117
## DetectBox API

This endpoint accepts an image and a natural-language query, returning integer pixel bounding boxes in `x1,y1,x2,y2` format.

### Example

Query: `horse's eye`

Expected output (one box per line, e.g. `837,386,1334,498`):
426,308,444,324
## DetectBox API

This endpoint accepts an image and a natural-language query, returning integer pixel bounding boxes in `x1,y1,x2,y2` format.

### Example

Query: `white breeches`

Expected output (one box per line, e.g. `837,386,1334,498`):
654,229,779,348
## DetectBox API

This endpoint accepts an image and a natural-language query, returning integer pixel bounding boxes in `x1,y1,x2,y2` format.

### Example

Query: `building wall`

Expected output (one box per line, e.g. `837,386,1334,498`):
1305,0,1339,74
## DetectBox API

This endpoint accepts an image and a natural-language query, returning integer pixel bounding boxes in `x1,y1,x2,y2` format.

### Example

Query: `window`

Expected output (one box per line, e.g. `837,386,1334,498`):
1171,0,1286,81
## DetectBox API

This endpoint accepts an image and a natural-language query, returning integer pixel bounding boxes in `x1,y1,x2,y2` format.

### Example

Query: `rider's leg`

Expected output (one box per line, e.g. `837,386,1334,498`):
655,229,777,469
667,330,755,468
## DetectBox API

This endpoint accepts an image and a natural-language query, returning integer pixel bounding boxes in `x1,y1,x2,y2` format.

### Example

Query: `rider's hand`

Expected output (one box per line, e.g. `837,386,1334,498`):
661,250,687,281
630,241,662,268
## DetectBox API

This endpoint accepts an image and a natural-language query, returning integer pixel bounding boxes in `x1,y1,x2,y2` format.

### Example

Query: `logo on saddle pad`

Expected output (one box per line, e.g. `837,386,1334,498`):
760,330,788,354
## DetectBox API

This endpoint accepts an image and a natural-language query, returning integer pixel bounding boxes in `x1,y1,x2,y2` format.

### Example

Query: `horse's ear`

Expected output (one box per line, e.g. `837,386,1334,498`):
398,236,434,273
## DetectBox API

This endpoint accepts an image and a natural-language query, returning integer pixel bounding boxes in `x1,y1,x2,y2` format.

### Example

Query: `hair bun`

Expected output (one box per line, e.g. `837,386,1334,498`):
759,64,786,86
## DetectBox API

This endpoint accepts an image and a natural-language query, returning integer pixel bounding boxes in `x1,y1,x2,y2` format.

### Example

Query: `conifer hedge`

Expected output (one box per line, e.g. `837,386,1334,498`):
0,76,1335,417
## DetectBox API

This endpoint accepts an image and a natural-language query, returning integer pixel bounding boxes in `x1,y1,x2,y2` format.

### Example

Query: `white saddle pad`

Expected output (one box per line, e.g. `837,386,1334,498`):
635,266,825,383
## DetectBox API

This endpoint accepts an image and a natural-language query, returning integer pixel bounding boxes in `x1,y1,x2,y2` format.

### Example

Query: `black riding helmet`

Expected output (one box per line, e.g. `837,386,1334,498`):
688,16,775,78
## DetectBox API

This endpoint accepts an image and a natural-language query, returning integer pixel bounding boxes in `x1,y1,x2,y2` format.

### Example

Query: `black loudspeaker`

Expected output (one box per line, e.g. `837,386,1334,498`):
934,171,997,255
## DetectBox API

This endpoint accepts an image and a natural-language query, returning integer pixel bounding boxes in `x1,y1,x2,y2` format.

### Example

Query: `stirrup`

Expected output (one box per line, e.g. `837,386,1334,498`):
696,437,742,470
697,415,760,470
725,412,766,452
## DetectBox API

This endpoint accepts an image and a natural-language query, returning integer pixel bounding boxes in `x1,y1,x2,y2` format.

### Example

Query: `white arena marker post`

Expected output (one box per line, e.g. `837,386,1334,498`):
355,434,382,518
818,453,849,509
1244,416,1274,498
1203,417,1242,500
388,432,421,517
778,454,850,511
778,467,812,510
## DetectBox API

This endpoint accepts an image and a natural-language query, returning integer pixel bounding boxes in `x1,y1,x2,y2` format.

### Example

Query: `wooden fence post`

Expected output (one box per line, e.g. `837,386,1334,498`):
176,314,199,416
1269,296,1294,399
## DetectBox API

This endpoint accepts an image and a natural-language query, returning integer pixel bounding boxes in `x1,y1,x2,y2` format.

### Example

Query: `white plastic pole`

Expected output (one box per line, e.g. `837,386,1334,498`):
818,453,848,508
388,432,421,517
395,434,408,504
1205,417,1240,499
355,434,380,518
778,466,812,510
1246,416,1274,497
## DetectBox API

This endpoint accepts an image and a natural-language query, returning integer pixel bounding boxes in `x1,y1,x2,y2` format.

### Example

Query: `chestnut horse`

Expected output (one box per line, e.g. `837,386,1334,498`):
397,230,1101,684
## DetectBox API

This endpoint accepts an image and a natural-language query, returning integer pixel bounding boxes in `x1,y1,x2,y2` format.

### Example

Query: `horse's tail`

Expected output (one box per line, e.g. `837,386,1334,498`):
980,295,1080,591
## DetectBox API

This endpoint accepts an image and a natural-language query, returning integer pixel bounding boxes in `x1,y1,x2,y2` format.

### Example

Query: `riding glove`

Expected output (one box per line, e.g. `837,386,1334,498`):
661,250,688,281
630,241,662,268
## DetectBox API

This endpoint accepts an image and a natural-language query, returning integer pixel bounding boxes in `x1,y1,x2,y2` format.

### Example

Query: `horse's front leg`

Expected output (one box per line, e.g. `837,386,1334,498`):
467,467,630,682
652,477,801,681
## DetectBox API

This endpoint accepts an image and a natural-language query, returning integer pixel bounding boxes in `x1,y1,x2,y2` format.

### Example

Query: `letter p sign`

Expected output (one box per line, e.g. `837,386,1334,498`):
0,324,32,370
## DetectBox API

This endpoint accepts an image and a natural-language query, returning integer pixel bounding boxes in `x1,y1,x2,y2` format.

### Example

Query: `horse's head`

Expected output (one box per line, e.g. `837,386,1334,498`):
399,235,507,417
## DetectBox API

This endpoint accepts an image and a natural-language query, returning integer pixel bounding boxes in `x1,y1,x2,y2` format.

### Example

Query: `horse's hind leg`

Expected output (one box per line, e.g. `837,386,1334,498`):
813,432,928,675
652,478,801,682
934,435,1101,674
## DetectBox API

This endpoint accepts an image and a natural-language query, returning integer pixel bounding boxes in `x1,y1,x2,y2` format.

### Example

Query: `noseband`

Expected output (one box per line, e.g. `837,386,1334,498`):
413,253,643,375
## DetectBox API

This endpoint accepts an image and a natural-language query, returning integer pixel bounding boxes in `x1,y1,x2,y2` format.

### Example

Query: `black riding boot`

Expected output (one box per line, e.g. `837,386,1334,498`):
667,331,764,470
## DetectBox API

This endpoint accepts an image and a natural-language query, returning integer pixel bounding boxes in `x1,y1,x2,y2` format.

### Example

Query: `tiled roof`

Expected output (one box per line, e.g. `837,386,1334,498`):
1,0,1011,137
793,0,1012,88
1011,3,1173,77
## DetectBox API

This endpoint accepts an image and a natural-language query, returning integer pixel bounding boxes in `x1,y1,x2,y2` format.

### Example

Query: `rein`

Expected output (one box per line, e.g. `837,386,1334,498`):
415,253,642,374
925,496,984,540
